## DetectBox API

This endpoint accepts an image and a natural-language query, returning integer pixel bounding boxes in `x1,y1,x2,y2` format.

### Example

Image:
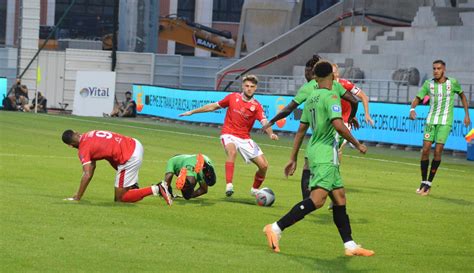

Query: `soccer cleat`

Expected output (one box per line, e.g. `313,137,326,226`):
345,246,375,257
419,188,430,196
158,183,173,206
250,188,259,196
225,183,234,197
176,167,187,190
263,224,280,253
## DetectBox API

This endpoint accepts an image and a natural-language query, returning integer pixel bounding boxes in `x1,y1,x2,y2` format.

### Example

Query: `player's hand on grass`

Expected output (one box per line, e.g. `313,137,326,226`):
179,111,192,117
269,133,279,140
64,196,79,201
357,143,367,154
464,115,471,127
349,117,360,130
284,160,297,178
409,109,416,120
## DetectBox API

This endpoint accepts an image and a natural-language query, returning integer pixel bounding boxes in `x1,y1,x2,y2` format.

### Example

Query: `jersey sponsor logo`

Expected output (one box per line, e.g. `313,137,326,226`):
250,105,255,111
332,105,341,112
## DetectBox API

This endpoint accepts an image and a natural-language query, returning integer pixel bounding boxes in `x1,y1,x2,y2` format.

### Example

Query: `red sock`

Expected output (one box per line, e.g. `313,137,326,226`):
121,187,153,203
225,161,234,184
253,172,265,189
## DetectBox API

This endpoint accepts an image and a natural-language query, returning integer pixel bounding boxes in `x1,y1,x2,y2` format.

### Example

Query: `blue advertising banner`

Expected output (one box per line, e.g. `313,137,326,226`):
133,85,472,151
0,78,7,108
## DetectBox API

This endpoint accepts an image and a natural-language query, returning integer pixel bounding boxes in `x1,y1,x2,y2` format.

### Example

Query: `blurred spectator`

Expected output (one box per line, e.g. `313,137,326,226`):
30,92,48,113
3,79,31,112
104,91,137,118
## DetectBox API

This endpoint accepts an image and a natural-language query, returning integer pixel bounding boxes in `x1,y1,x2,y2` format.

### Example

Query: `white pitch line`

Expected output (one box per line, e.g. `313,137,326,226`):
29,115,470,174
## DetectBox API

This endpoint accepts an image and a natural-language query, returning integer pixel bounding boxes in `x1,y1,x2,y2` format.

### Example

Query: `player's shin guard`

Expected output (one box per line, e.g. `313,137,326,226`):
420,160,429,186
253,172,265,189
332,205,353,243
428,160,441,183
276,198,316,231
121,187,153,202
225,161,234,184
301,169,311,199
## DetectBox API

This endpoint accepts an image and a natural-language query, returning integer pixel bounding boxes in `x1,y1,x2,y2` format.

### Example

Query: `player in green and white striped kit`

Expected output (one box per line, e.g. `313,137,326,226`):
409,60,471,195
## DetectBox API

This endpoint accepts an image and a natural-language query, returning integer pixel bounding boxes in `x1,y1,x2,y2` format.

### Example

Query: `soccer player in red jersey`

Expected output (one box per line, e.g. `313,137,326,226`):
180,75,278,197
61,129,172,205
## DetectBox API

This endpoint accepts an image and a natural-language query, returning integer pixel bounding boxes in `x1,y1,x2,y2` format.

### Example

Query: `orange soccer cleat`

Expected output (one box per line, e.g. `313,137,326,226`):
345,246,375,257
263,224,280,253
176,167,187,190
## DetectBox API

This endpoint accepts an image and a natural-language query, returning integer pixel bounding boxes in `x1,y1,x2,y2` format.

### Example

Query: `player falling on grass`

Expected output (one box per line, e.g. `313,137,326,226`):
332,63,374,160
261,55,360,199
158,154,216,200
263,61,374,256
180,75,278,197
409,60,470,196
61,130,172,205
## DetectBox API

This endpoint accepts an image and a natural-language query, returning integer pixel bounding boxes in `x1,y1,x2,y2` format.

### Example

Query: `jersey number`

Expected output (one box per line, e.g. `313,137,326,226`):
309,109,317,130
95,131,113,139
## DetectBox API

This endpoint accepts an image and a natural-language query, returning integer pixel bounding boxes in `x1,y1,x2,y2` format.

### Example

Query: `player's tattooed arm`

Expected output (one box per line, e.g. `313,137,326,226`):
409,97,421,120
285,122,309,177
179,102,221,116
262,100,299,131
332,118,367,154
261,119,279,140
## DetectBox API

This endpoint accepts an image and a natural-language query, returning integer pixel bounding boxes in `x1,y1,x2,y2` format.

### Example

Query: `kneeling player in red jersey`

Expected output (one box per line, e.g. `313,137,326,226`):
61,129,172,205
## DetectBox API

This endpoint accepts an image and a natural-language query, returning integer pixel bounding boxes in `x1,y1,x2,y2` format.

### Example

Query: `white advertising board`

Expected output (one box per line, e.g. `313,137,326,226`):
72,71,116,116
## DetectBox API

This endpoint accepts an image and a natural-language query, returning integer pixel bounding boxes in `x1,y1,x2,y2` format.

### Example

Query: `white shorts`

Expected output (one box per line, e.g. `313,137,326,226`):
220,134,263,163
115,139,143,188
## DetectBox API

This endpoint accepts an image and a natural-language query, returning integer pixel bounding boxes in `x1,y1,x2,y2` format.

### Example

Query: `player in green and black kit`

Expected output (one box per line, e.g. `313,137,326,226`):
263,61,374,256
158,154,216,203
409,60,471,196
262,55,360,199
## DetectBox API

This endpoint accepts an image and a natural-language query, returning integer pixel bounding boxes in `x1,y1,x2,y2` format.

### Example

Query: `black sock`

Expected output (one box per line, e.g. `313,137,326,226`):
420,160,429,182
428,160,441,183
277,198,316,231
301,170,311,200
332,205,353,243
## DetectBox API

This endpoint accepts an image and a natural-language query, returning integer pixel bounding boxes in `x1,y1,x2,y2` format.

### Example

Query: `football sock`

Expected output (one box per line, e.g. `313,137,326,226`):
253,172,265,189
276,198,316,231
225,161,234,184
332,205,353,243
121,187,153,202
271,222,282,234
344,240,358,250
428,160,441,183
420,160,429,183
301,169,311,199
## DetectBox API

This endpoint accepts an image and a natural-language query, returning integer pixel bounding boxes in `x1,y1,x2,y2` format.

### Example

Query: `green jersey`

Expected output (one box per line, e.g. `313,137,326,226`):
301,88,343,165
293,79,347,105
165,154,214,185
416,77,463,126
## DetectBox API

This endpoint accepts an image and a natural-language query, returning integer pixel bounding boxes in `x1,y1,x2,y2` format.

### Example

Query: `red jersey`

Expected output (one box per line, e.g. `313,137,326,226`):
78,130,136,169
338,78,361,122
217,93,266,139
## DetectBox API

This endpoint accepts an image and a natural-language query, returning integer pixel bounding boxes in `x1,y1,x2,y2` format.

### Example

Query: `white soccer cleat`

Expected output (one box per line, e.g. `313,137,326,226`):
250,188,259,196
225,183,234,197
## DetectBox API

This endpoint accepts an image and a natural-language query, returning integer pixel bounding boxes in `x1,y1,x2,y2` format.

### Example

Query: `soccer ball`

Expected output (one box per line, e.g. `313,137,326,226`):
255,187,275,207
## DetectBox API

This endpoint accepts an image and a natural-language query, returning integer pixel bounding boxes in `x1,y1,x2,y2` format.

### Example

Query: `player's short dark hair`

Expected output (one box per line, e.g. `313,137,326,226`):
62,129,75,145
305,54,321,68
125,91,132,95
433,60,446,66
242,75,258,85
203,163,216,186
313,61,333,78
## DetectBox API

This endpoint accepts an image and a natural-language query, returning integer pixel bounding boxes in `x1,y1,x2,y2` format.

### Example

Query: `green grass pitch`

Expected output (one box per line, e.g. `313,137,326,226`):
1,111,473,272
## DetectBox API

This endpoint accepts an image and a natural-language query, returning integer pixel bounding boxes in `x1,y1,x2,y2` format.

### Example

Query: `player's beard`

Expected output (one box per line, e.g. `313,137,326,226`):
243,92,254,100
434,71,445,81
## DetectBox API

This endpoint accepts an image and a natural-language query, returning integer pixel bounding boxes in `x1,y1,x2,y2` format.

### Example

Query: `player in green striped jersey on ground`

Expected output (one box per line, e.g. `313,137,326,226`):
263,61,374,256
409,60,471,196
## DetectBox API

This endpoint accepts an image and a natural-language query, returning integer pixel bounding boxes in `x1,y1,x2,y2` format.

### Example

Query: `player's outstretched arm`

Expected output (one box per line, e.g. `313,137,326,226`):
285,122,309,177
409,97,421,120
261,119,278,140
67,161,96,201
459,93,471,127
262,100,299,131
179,102,220,116
356,90,374,126
332,118,367,154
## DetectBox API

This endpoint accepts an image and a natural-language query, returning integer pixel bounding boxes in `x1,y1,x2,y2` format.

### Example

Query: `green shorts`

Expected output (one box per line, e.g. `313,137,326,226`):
423,124,452,144
309,164,344,191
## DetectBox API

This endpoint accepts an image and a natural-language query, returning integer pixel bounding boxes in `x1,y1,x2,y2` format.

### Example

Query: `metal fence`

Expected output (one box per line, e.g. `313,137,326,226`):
217,73,474,107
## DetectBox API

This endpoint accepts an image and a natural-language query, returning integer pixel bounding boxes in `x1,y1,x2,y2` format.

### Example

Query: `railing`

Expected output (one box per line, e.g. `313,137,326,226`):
216,73,474,107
